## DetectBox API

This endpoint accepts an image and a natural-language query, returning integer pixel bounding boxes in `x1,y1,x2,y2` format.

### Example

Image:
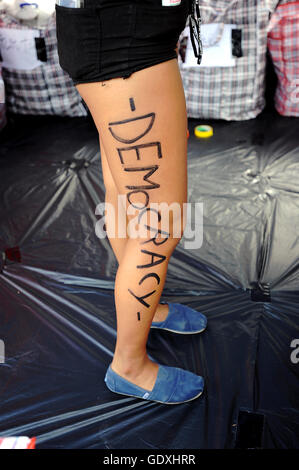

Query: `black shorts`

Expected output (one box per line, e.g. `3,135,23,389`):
55,0,191,85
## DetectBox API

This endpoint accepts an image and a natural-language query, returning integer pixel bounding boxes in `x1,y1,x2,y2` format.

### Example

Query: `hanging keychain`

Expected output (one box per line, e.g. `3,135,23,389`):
189,0,203,64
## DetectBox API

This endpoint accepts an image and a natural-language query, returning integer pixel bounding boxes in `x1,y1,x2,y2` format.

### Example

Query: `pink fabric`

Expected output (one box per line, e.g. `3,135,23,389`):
267,1,299,116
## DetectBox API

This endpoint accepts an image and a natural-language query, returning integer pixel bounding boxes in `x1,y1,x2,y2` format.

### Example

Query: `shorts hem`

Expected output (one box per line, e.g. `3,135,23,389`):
72,54,178,86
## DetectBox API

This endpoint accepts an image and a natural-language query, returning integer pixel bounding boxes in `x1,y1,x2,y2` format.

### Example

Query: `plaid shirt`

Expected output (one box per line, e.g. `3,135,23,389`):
0,12,87,117
267,0,299,117
178,0,280,121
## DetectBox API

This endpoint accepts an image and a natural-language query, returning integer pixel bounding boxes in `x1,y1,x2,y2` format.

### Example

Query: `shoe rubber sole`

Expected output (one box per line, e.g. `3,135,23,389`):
105,386,204,405
150,325,207,335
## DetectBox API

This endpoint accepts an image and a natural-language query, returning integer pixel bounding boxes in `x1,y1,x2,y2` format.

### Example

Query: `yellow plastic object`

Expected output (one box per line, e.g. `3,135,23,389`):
194,125,213,138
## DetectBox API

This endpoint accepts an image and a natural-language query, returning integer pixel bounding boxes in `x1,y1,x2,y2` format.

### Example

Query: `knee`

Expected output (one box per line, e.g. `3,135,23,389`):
127,201,186,255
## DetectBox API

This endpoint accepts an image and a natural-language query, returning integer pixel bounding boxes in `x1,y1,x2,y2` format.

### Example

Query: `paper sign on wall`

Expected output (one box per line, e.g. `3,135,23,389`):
0,28,44,70
182,23,237,68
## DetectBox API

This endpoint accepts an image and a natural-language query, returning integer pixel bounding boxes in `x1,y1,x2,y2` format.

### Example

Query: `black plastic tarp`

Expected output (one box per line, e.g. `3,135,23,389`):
0,105,298,449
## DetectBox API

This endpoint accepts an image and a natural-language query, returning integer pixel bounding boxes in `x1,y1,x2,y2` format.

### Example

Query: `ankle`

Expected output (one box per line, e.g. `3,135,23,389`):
111,350,149,377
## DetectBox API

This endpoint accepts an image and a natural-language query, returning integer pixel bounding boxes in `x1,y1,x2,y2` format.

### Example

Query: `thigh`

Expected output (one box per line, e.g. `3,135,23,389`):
99,134,117,193
76,58,188,215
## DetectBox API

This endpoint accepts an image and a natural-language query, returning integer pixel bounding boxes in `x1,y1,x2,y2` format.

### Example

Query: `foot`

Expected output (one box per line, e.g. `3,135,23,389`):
151,302,207,334
110,357,159,392
105,363,205,404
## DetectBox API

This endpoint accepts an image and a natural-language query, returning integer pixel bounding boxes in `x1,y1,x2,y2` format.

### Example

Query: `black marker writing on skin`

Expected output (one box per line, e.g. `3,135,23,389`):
127,190,149,210
107,99,171,320
108,113,155,144
117,142,162,165
137,249,167,269
139,272,161,286
127,271,161,310
124,165,160,191
129,97,136,112
127,288,156,308
138,208,170,246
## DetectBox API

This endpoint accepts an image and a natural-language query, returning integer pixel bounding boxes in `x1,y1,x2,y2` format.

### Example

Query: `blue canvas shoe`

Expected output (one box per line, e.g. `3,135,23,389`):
104,363,204,405
151,302,207,334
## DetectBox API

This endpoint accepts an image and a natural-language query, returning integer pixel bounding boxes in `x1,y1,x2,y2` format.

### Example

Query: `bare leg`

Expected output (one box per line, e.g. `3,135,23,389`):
99,133,170,322
99,134,128,264
76,58,187,390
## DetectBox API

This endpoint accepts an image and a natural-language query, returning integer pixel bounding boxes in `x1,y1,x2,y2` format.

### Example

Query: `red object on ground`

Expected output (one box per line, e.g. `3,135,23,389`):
0,437,36,449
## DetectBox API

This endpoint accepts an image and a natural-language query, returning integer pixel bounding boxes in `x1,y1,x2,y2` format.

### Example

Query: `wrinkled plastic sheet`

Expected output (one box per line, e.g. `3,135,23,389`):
0,108,298,449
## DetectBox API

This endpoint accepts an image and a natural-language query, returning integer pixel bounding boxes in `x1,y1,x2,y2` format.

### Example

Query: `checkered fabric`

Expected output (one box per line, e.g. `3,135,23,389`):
267,0,299,116
178,0,280,121
0,12,87,117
